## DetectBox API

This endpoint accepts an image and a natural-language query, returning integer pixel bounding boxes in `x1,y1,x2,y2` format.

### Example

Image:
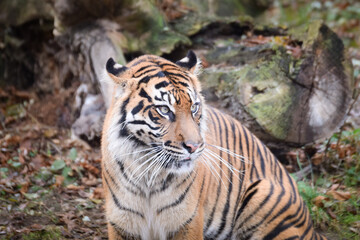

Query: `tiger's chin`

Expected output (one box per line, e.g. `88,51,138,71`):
166,155,200,175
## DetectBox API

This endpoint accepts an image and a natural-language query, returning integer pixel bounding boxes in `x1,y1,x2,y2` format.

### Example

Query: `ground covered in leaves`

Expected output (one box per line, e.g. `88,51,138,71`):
0,89,106,239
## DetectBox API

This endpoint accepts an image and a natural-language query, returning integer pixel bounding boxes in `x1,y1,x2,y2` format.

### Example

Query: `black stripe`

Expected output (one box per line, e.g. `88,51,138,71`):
249,135,260,180
245,180,262,194
103,166,139,196
116,160,146,197
177,81,189,87
159,62,179,69
133,66,157,78
149,173,175,196
204,110,223,233
138,71,166,86
131,100,144,115
104,175,144,218
284,236,300,240
263,201,306,240
157,174,196,214
257,144,266,177
167,173,206,239
213,113,233,238
127,120,160,130
139,88,152,102
163,71,190,81
237,183,274,230
235,189,258,222
234,180,261,222
231,120,245,235
110,221,141,239
241,185,287,239
155,81,170,89
119,97,130,137
175,172,194,188
148,110,160,123
268,191,294,224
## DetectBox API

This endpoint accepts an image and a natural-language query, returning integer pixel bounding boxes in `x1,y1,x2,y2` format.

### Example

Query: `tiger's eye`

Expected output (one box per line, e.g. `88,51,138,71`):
160,106,170,114
191,104,199,114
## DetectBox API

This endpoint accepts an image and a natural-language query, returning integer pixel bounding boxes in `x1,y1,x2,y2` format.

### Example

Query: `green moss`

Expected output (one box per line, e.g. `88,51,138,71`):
21,226,62,240
140,29,191,55
200,45,301,140
243,60,294,140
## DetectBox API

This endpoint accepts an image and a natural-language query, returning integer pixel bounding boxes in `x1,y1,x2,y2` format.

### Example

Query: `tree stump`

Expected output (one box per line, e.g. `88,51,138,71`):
197,21,354,147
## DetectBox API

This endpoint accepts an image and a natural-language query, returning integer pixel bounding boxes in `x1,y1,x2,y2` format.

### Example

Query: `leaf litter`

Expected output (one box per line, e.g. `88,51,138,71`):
0,89,106,239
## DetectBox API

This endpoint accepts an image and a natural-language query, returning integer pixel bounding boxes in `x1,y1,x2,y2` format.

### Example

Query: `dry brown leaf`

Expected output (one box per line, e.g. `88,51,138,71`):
90,187,104,199
312,195,329,207
30,224,44,230
326,208,337,219
59,211,77,232
31,154,46,169
19,182,30,195
54,175,65,187
81,174,98,186
43,128,58,138
66,184,85,190
330,183,340,190
311,152,324,166
326,190,351,201
80,162,100,176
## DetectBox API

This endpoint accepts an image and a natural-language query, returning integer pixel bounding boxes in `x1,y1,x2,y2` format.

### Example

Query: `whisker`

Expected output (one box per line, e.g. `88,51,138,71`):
148,152,170,186
199,156,223,186
134,150,165,185
205,143,249,163
202,152,233,185
130,150,164,182
204,148,245,175
124,148,161,174
118,146,160,158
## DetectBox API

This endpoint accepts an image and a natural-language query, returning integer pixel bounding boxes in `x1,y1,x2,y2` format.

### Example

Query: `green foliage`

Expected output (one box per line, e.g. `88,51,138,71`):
295,128,360,239
50,159,66,172
68,148,77,161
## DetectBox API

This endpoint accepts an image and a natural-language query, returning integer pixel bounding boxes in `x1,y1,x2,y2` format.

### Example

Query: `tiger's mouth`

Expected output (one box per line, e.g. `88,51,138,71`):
165,149,204,173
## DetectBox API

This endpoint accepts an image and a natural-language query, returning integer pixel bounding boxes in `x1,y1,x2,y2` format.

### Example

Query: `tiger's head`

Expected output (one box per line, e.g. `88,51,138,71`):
103,51,206,175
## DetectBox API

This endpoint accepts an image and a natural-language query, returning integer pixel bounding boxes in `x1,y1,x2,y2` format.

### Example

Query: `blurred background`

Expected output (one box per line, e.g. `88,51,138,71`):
0,0,359,239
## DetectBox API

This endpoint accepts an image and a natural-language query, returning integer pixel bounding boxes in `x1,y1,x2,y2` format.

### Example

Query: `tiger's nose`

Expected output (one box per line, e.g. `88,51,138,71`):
183,141,200,153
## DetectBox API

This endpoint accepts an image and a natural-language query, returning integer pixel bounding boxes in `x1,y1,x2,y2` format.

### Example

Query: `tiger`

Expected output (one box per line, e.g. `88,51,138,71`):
101,50,327,240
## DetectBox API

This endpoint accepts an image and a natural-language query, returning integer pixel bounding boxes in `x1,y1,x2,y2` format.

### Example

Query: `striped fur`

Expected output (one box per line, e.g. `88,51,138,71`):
101,52,327,240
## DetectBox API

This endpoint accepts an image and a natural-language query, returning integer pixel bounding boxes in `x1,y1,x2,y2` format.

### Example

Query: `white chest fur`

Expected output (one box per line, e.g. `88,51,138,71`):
105,168,198,240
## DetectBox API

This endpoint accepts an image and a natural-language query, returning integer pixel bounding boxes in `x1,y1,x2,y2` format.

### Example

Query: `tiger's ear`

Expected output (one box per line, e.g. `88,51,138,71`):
105,58,136,88
176,50,202,75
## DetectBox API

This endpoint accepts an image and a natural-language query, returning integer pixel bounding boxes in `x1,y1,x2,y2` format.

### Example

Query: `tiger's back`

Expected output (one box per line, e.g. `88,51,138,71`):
202,108,325,239
101,51,327,240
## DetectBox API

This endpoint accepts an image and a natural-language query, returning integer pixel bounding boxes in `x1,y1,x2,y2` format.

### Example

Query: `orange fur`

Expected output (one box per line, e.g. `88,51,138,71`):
101,53,327,240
